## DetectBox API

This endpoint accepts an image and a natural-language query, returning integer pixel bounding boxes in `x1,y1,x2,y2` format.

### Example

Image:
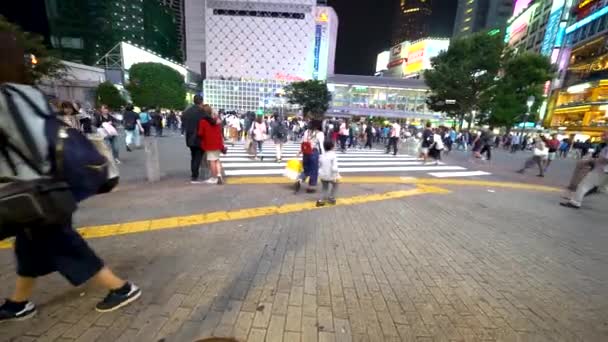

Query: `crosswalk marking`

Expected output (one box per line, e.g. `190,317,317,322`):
221,141,491,178
428,171,492,178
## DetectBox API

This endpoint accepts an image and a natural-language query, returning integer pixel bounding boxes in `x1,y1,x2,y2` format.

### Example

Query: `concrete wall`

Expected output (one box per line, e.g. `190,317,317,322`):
38,60,106,108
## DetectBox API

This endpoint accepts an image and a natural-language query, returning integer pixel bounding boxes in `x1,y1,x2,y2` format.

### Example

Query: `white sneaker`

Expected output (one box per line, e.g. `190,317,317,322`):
205,178,218,184
114,159,121,165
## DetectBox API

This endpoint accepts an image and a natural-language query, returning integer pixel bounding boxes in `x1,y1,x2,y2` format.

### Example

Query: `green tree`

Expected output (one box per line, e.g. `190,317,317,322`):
95,81,126,110
126,62,186,109
487,53,555,130
284,80,332,119
423,32,504,129
0,15,66,84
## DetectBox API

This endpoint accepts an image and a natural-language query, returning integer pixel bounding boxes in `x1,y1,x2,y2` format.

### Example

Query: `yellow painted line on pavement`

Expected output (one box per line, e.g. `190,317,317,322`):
226,176,562,193
0,185,447,250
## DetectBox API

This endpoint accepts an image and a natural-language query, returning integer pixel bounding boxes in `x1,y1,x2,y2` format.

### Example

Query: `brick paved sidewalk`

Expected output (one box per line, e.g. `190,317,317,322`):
1,185,607,342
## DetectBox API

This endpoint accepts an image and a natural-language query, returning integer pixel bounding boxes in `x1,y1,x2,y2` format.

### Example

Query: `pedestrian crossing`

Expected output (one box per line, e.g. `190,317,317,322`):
221,141,492,178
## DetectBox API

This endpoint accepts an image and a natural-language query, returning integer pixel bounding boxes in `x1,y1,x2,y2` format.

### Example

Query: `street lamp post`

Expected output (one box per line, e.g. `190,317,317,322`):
520,96,535,137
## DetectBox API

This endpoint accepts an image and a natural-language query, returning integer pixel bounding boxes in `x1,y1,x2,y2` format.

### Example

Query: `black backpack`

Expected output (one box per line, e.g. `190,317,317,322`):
0,84,117,239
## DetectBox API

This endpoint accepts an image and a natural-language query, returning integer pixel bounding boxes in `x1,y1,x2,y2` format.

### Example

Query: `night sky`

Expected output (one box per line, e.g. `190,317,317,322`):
328,0,457,75
1,0,457,76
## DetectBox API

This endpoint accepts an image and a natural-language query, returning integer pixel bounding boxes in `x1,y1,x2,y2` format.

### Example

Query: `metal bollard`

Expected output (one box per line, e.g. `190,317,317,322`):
145,138,161,182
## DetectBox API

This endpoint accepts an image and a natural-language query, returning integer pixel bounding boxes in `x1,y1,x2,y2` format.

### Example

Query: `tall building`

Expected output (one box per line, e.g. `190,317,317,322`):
45,0,180,65
391,0,432,45
453,0,513,38
184,0,338,113
158,0,185,60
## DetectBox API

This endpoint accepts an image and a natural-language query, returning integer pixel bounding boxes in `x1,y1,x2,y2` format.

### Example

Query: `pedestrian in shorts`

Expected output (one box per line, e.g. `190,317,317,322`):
316,140,340,207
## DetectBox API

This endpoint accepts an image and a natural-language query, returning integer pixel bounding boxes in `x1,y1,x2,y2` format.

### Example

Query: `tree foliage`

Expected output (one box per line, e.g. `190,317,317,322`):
95,81,126,110
486,53,555,129
126,62,186,109
424,32,503,128
284,80,332,119
0,15,66,84
424,32,555,130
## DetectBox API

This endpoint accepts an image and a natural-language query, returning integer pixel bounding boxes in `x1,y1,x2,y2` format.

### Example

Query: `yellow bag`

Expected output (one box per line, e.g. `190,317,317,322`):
284,159,303,180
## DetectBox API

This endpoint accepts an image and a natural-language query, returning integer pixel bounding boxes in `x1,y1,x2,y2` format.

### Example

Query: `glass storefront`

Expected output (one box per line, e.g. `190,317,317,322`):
547,79,608,134
329,84,431,113
203,79,293,113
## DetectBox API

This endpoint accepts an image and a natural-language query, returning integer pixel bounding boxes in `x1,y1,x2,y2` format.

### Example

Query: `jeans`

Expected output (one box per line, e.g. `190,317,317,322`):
386,137,398,155
300,150,320,186
320,180,338,201
105,136,119,160
190,147,204,181
365,135,373,149
339,135,348,151
125,129,141,147
256,141,263,153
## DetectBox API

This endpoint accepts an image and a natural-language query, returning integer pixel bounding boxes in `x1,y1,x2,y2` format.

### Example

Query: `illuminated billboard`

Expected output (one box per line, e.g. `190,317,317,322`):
121,42,187,78
513,0,533,17
404,38,449,75
506,3,538,45
376,51,390,72
541,8,563,56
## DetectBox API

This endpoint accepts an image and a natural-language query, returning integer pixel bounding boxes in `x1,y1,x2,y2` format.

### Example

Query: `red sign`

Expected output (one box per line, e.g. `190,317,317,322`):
576,0,600,19
387,58,406,68
275,73,304,82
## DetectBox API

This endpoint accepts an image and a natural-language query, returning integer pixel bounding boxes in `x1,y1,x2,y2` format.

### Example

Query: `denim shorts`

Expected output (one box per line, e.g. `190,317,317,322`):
14,221,104,286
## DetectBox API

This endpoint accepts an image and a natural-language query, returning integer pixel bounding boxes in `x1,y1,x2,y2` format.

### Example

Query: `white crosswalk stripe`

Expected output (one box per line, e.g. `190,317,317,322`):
221,141,491,178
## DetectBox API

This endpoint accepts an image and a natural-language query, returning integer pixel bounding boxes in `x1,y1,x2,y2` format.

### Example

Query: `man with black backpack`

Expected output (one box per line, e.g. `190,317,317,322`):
271,114,288,162
0,84,141,323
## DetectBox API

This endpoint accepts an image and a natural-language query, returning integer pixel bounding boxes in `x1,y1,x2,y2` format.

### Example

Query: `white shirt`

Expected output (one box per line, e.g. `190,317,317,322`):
319,150,339,181
390,123,401,138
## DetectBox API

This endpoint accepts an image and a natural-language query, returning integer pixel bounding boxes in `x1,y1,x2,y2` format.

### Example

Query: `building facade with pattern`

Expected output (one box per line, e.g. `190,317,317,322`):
185,0,338,113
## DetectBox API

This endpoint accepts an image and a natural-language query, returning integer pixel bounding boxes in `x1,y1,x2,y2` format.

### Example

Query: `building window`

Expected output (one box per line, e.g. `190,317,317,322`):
466,8,473,14
467,0,474,3
465,17,471,22
462,26,470,31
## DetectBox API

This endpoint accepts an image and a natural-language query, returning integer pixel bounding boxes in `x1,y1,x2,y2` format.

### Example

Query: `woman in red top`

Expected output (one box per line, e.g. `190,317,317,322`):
198,110,226,184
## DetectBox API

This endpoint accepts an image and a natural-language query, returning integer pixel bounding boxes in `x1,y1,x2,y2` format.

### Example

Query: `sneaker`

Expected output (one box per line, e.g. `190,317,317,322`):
305,188,316,194
328,198,337,205
126,145,132,152
0,300,36,323
559,202,580,209
217,177,224,185
315,200,326,207
96,282,141,313
205,177,218,184
114,159,121,165
190,179,202,184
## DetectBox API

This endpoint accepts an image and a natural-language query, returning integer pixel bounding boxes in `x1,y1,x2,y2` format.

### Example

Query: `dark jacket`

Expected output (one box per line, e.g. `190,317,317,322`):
182,105,209,148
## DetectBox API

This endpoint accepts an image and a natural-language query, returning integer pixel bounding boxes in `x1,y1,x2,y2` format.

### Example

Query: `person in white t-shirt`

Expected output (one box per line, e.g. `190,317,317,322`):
385,122,401,156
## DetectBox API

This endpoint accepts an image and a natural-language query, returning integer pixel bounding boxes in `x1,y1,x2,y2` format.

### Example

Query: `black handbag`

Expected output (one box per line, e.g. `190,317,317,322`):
0,130,77,240
0,178,76,229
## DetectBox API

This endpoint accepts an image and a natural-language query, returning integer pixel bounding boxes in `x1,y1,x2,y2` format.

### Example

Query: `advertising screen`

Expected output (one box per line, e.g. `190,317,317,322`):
376,51,390,72
121,42,187,78
507,4,538,45
541,8,563,56
404,41,426,74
